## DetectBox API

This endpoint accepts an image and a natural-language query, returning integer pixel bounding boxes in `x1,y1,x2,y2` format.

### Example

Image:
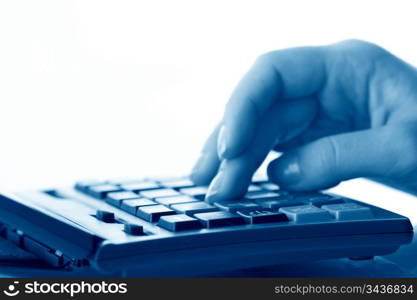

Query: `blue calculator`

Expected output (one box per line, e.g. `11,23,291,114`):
0,176,413,276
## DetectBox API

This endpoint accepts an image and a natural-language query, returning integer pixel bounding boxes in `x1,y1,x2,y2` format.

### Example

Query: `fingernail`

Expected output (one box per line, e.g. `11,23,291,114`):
205,171,224,202
274,158,301,187
217,125,227,158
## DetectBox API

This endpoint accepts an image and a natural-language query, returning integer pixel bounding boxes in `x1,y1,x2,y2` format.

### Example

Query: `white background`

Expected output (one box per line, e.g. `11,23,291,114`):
1,0,417,221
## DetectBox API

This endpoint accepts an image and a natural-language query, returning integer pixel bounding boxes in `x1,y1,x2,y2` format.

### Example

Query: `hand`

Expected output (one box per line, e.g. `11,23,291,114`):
190,39,417,202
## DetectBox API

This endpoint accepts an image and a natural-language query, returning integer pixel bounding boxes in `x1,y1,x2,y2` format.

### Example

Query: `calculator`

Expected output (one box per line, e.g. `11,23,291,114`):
0,176,413,276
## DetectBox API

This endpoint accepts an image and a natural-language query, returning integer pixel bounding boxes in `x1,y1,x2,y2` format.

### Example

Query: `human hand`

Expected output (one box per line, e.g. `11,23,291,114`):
190,39,417,202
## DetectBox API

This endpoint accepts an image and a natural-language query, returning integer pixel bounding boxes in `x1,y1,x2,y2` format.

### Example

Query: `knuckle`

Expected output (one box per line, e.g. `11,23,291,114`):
334,39,387,55
305,136,340,179
327,39,392,66
388,124,417,172
321,136,340,172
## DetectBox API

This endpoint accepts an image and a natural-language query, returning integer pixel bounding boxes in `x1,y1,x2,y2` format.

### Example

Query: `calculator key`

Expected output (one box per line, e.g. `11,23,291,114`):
137,205,176,222
87,184,122,199
155,195,198,206
237,209,289,224
259,182,280,191
158,214,202,232
140,188,180,199
279,205,333,223
179,186,208,200
194,211,246,228
247,185,262,192
120,198,156,215
106,191,140,207
214,200,262,213
124,224,144,236
75,180,105,192
159,178,195,189
256,199,303,209
171,202,218,216
107,178,144,185
321,203,374,220
121,181,160,192
95,210,115,223
245,191,283,201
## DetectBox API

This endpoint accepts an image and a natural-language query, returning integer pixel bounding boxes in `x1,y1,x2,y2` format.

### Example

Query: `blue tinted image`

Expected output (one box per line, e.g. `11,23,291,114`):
0,1,417,281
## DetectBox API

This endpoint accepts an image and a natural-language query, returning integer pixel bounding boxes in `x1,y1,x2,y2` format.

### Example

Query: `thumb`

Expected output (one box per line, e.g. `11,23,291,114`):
267,125,416,191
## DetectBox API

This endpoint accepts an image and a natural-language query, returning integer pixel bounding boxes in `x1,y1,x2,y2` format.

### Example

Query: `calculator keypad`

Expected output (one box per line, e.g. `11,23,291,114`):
76,178,372,234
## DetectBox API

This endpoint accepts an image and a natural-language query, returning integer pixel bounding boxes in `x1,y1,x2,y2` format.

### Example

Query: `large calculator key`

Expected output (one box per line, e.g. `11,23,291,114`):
137,205,176,222
256,199,303,209
321,203,374,220
87,184,122,199
279,205,333,223
214,201,262,213
140,188,180,199
236,210,289,224
124,224,144,236
155,195,198,206
120,198,156,215
179,186,208,200
75,180,105,192
171,202,218,216
194,211,246,228
106,191,140,207
159,178,194,189
121,182,160,192
245,191,284,201
158,214,202,232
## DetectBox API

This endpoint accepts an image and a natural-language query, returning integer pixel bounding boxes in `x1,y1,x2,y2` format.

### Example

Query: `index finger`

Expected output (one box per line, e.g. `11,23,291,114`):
220,46,327,159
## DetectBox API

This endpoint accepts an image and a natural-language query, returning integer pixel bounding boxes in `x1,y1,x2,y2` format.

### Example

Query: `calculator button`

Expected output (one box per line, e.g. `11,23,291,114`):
171,202,218,216
236,209,289,224
124,224,144,235
194,211,246,228
121,182,160,192
137,205,176,222
179,186,208,200
259,182,280,191
214,200,262,213
247,185,262,192
256,199,303,209
155,195,199,206
321,203,374,220
158,214,202,232
120,199,156,214
139,188,180,199
95,210,115,223
75,180,105,192
106,191,140,207
159,178,195,189
87,184,122,199
279,205,333,223
245,191,283,201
